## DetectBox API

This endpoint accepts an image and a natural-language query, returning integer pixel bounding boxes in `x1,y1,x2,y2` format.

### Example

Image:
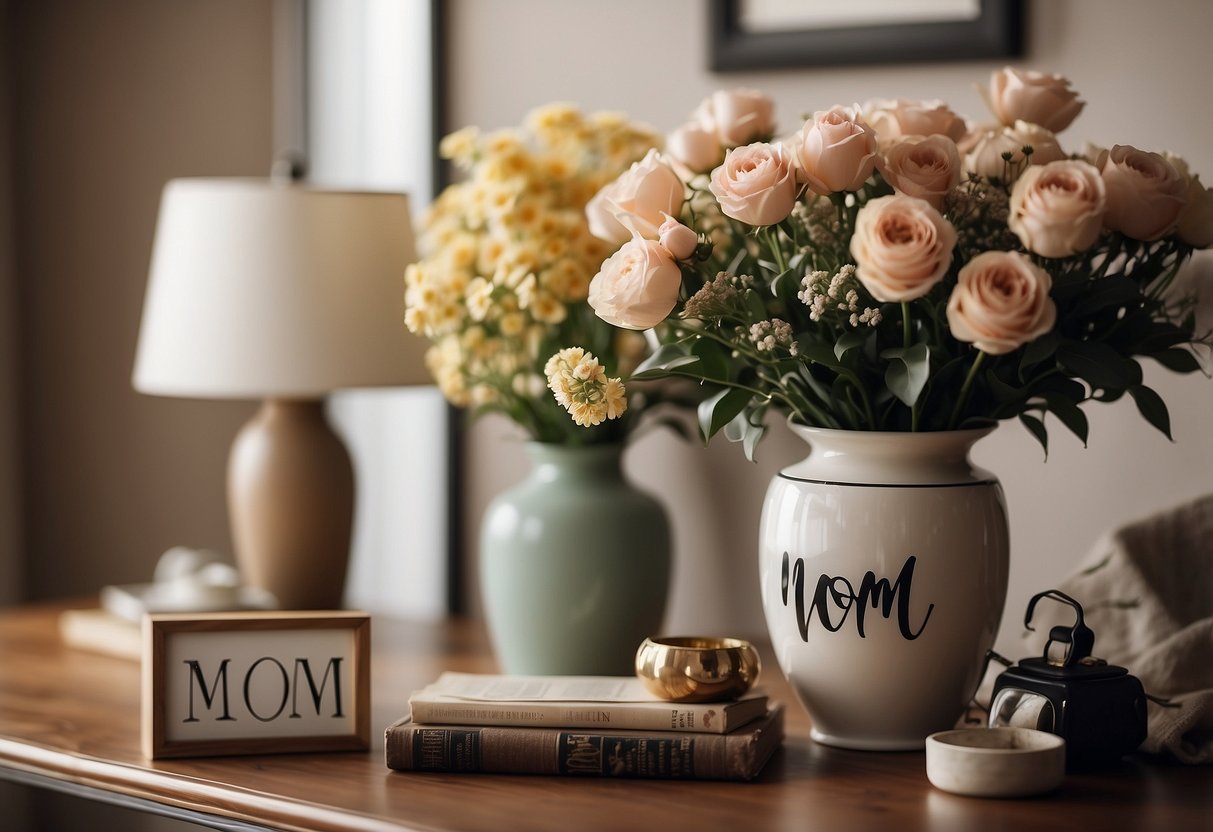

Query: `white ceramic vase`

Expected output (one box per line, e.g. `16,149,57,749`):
759,426,1009,750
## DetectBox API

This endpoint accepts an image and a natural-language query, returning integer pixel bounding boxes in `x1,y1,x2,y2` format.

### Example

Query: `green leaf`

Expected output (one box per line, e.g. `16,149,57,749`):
1043,394,1089,446
1019,331,1061,378
742,418,767,461
986,370,1028,406
697,387,752,442
881,343,930,408
1072,275,1144,316
834,331,868,362
1128,385,1173,440
743,288,768,322
724,408,768,462
769,268,799,301
1019,412,1049,459
798,342,845,371
691,338,731,382
1150,348,1202,374
1034,375,1087,402
1056,341,1130,391
631,344,701,380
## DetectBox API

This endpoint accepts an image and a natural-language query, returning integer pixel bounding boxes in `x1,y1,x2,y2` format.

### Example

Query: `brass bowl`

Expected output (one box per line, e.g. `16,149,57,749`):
635,636,761,703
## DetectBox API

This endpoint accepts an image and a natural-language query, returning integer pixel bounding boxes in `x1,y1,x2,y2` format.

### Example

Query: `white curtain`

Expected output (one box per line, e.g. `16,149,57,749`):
307,0,449,620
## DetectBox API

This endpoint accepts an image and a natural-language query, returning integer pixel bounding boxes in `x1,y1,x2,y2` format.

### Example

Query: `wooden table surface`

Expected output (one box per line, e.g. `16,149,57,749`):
0,600,1209,832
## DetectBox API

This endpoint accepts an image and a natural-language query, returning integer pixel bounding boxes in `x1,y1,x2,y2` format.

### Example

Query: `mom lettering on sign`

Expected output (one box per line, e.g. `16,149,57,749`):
143,611,370,759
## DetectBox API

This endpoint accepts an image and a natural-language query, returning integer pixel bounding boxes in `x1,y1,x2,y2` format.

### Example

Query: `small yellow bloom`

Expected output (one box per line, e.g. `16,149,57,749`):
483,128,525,157
530,291,568,325
403,306,428,335
544,348,627,427
499,311,526,337
438,126,479,164
465,277,494,321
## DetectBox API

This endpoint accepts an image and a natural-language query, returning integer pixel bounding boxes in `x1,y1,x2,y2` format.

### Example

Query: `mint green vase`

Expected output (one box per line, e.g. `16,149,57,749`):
480,442,671,675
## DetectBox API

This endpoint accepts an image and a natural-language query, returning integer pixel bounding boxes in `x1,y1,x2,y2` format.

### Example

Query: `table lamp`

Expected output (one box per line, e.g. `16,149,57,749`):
133,178,430,609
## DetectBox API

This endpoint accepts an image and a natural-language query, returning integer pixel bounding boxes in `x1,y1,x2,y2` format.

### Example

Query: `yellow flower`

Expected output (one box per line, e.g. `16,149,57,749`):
527,103,583,136
604,378,628,420
477,234,509,274
483,128,525,157
442,232,478,270
529,291,567,325
402,102,660,426
466,277,494,321
544,348,627,427
439,126,479,164
540,235,568,262
499,311,526,337
403,305,428,335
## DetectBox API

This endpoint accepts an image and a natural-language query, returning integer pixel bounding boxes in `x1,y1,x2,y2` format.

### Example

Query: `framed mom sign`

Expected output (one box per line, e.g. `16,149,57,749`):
142,611,370,759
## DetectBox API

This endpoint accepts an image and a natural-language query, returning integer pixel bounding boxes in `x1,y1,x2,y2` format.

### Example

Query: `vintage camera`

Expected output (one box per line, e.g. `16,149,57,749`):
989,589,1147,768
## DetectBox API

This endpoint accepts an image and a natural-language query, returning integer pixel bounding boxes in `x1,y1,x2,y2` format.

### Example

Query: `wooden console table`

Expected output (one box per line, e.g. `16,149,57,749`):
0,600,1209,831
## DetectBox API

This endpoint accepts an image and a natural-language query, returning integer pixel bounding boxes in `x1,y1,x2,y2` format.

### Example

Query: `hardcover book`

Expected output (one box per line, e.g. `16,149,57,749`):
386,705,784,781
407,672,768,734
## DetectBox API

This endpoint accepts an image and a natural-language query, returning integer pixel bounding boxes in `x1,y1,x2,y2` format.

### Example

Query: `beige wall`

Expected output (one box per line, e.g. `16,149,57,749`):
9,0,273,601
449,0,1213,646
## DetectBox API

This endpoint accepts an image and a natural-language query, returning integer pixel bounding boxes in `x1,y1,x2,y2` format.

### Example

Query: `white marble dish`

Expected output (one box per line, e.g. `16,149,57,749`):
925,727,1066,797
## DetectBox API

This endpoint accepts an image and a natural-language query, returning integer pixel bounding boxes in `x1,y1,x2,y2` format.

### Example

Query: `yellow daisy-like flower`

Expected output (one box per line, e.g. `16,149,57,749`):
438,126,479,165
401,102,660,434
530,291,568,325
544,348,627,427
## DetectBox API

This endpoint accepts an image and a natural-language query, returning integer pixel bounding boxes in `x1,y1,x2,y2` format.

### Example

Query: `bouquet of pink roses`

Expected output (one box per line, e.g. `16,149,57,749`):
561,68,1211,456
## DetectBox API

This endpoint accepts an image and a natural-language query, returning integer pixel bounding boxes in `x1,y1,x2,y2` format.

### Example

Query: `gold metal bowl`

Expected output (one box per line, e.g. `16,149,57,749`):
634,636,761,703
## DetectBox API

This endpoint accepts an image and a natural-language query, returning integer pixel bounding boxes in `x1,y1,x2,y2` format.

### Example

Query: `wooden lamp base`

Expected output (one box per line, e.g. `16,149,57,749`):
227,399,354,610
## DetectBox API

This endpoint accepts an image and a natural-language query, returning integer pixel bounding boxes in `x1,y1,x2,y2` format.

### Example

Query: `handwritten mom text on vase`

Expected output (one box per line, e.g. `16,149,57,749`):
781,552,935,642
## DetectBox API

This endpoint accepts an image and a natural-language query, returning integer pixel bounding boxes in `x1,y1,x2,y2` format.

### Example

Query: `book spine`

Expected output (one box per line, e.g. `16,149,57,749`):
405,700,735,733
385,722,765,780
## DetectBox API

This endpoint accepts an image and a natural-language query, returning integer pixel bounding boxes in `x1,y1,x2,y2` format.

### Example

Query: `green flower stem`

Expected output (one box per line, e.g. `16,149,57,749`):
948,350,987,430
901,302,912,349
766,225,788,274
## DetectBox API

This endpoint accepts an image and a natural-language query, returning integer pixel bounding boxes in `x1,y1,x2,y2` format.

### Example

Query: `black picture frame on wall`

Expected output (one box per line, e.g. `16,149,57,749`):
709,0,1024,72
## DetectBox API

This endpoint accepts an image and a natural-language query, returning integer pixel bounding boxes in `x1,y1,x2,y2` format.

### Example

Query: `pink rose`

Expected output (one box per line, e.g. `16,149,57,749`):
657,214,699,260
793,105,878,195
1009,160,1106,258
666,122,723,175
984,67,1084,133
877,135,962,210
946,251,1056,355
849,194,957,302
585,149,685,244
863,98,966,146
588,238,683,330
961,121,1065,183
1177,176,1213,249
709,142,798,227
1100,145,1188,241
695,89,775,147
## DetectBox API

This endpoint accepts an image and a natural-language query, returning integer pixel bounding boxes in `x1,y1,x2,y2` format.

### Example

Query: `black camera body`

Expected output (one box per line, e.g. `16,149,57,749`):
988,590,1148,768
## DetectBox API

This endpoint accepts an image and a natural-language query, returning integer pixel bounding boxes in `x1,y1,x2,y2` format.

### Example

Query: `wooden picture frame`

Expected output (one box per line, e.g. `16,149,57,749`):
709,0,1024,71
142,611,370,759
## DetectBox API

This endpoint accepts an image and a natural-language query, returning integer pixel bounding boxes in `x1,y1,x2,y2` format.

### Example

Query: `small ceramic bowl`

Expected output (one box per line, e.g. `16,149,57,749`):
634,636,760,703
926,727,1066,798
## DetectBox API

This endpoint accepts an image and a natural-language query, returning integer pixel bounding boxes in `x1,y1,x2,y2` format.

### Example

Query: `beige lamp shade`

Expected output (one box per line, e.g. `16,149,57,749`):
133,178,430,398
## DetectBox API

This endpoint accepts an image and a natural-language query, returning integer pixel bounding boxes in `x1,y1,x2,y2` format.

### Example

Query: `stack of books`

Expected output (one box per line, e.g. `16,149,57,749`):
385,672,783,781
